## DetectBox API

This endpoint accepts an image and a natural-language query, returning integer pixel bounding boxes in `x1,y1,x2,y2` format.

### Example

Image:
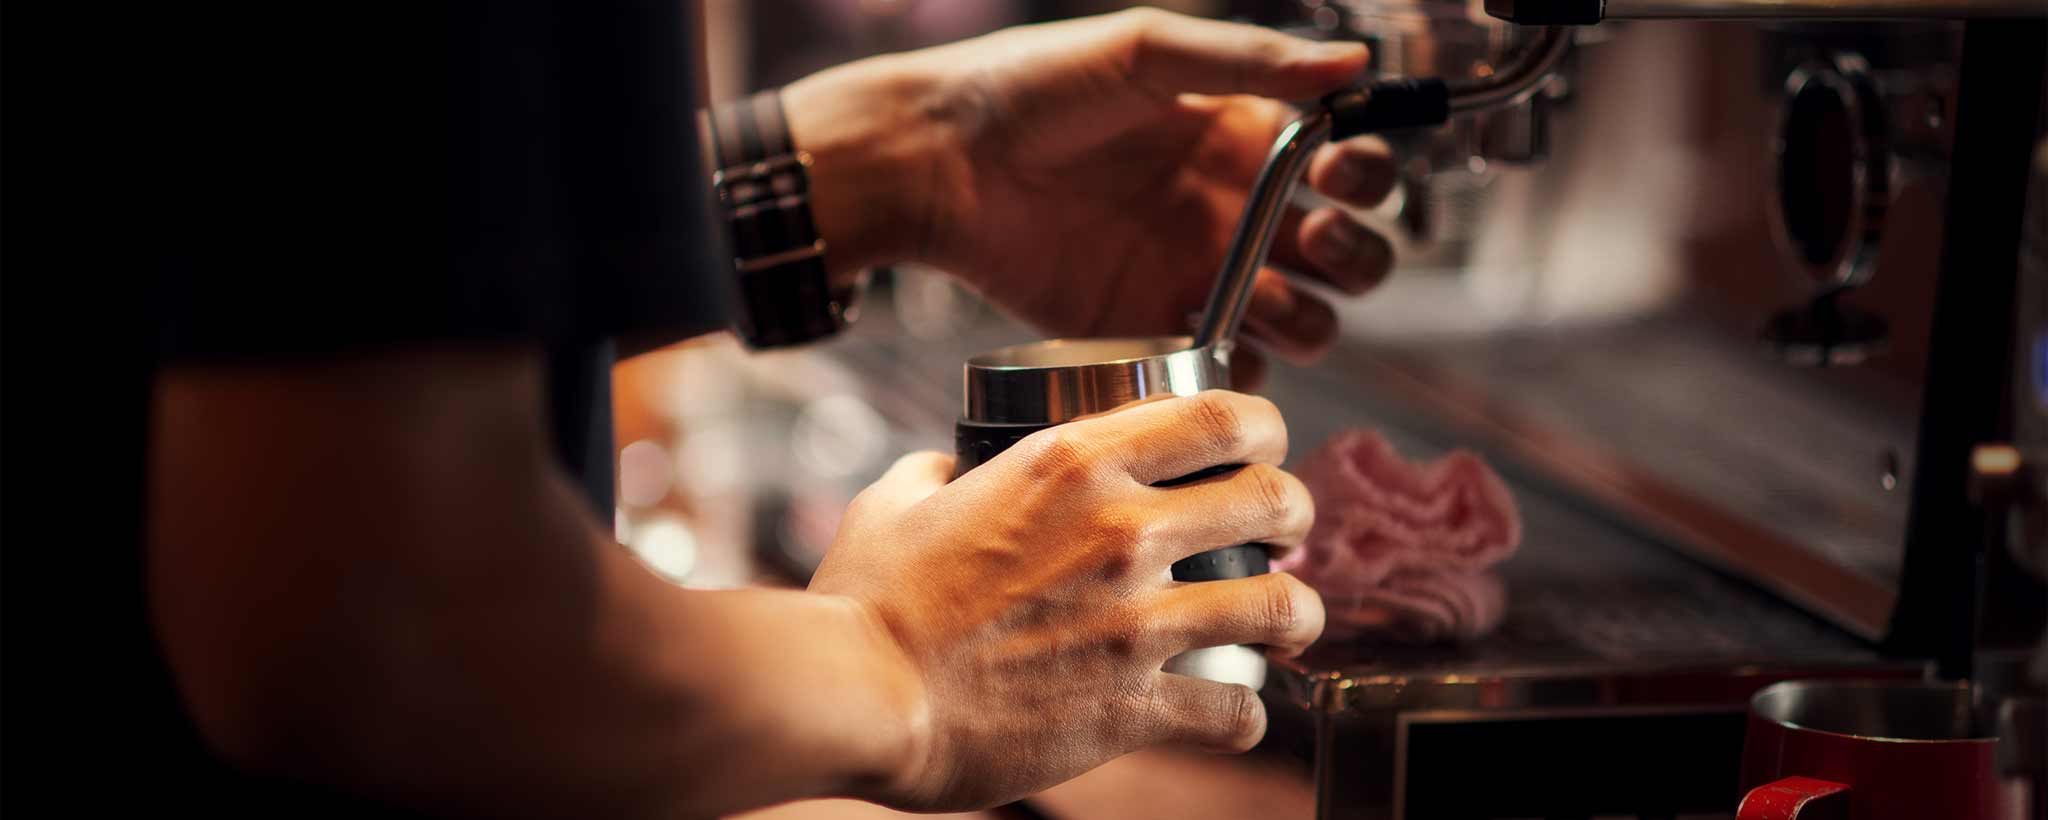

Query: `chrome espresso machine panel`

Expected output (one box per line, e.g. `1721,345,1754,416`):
1214,1,2048,817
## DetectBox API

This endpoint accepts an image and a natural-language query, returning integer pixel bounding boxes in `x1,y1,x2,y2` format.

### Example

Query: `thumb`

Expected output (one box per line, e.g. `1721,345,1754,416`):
1118,9,1368,102
845,450,956,527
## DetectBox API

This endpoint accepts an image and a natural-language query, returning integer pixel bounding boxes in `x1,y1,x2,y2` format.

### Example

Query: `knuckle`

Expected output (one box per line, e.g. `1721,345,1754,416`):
1114,6,1168,56
1090,507,1150,578
1117,5,1169,28
1018,428,1101,483
1093,504,1147,547
1093,602,1153,664
1114,621,1155,663
1272,469,1317,536
1102,631,1141,662
841,485,887,525
1246,393,1285,435
905,449,953,474
1095,548,1138,583
1221,684,1266,751
1241,464,1297,525
1185,392,1248,458
1262,575,1303,639
1284,574,1328,646
1242,391,1282,419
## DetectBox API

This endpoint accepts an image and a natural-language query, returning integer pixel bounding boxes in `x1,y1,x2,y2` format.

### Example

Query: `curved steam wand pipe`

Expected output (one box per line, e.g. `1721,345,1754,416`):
1190,110,1333,363
1191,26,1573,366
1448,24,1575,115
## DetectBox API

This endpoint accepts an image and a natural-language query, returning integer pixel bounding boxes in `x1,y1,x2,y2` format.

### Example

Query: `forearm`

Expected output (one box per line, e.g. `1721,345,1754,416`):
410,532,924,818
782,51,963,287
344,496,921,818
636,52,954,360
148,349,919,818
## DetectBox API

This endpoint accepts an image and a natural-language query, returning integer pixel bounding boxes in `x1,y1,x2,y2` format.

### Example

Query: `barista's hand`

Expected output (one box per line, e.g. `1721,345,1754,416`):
808,391,1324,811
786,8,1396,383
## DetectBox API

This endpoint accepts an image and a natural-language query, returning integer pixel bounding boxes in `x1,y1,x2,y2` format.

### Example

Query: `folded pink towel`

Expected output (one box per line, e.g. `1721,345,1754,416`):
1275,430,1522,644
1323,569,1508,644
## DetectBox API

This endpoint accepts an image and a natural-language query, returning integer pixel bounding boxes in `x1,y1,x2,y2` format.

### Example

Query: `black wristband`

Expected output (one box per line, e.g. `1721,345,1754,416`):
701,90,859,348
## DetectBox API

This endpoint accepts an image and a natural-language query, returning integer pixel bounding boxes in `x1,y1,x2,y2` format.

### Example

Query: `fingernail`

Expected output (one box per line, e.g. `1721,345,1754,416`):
1249,282,1302,326
1322,156,1369,202
1307,217,1368,272
1246,284,1337,363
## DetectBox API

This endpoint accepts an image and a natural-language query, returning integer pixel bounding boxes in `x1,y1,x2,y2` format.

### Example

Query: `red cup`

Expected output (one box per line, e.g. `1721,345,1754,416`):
1737,679,1999,820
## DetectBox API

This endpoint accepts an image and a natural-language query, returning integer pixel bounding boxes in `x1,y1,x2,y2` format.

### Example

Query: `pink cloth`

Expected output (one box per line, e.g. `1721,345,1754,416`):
1323,569,1508,644
1275,430,1522,644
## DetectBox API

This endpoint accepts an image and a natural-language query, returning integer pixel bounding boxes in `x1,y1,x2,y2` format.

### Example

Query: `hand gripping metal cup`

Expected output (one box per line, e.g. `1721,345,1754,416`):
954,336,1271,689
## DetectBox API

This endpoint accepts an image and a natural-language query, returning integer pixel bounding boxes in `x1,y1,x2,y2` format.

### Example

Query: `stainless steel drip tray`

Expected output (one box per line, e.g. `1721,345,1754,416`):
1281,611,1894,708
1261,542,1921,818
1267,643,1923,819
1265,651,1925,819
1254,435,1922,818
1266,420,1915,717
1314,301,1918,625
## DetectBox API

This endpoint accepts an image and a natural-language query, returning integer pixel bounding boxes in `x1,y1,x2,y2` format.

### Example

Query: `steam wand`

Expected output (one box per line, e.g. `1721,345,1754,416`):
1191,25,1573,369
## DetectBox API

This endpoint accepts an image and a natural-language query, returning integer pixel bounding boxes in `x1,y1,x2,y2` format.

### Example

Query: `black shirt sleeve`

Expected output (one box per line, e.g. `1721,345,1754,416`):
147,0,731,361
76,5,731,810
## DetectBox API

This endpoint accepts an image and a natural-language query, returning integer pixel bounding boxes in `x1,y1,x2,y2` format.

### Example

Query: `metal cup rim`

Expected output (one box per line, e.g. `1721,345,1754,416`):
965,336,1203,372
1749,678,1996,744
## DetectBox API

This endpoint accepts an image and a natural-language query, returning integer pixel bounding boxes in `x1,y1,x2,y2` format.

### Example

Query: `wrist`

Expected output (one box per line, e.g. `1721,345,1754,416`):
783,54,964,288
815,593,932,806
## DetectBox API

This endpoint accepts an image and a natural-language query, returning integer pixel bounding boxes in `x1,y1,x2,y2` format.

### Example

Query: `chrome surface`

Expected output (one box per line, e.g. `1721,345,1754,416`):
1327,1,1576,170
1750,679,1988,740
1444,25,1573,115
1275,654,1929,819
1475,95,1550,162
1195,112,1334,360
1282,659,1923,716
1330,0,1524,79
1304,340,1903,640
1771,53,1890,292
962,336,1224,424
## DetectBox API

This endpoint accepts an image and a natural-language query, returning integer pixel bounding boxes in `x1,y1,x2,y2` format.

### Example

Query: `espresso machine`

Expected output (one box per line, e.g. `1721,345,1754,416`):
933,1,2048,816
1179,2,2045,817
698,1,2046,815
